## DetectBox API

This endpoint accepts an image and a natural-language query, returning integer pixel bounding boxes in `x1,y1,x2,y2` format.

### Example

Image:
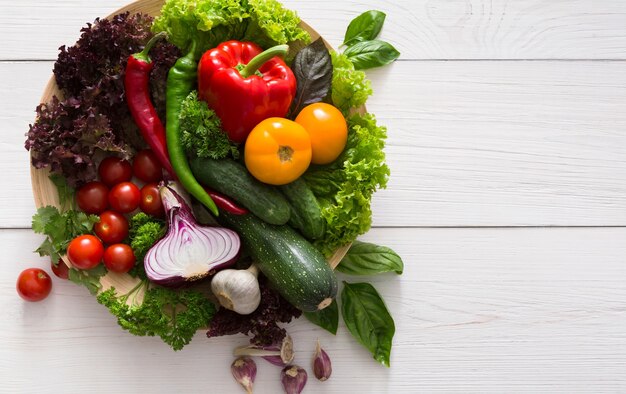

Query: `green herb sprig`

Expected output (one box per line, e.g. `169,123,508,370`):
341,10,400,70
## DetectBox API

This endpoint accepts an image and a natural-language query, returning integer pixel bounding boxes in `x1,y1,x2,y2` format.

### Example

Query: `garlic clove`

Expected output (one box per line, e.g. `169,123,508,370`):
234,335,294,366
281,365,307,394
231,357,257,394
312,340,332,381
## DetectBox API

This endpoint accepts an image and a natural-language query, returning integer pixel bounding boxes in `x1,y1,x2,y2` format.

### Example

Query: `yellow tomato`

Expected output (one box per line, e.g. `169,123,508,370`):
295,103,348,164
244,118,312,185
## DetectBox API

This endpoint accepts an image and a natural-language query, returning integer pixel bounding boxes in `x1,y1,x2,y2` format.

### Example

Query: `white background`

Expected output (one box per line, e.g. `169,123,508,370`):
1,0,626,393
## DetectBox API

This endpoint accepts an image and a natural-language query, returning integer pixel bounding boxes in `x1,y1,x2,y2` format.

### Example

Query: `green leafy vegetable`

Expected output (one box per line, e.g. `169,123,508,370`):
179,91,239,160
49,173,75,210
341,281,395,367
343,10,386,47
32,206,99,263
68,265,108,295
344,40,400,70
337,241,403,275
153,0,309,58
304,299,339,335
288,38,332,118
305,113,389,256
97,283,216,351
340,10,399,70
26,13,179,187
330,51,373,115
243,0,311,49
128,213,166,278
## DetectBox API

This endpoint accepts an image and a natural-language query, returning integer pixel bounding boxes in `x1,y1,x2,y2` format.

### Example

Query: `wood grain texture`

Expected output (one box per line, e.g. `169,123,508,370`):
4,61,626,228
3,0,626,60
2,227,625,393
2,1,626,393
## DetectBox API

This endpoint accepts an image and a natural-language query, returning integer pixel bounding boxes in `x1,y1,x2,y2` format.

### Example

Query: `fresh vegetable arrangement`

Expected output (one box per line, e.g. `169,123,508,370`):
23,0,404,391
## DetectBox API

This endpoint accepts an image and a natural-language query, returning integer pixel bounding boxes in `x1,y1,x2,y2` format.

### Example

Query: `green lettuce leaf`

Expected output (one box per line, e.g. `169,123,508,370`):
330,51,373,115
153,0,309,57
243,0,311,49
305,113,389,256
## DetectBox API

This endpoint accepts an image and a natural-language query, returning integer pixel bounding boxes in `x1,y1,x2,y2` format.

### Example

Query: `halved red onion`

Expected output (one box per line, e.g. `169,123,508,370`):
144,184,241,286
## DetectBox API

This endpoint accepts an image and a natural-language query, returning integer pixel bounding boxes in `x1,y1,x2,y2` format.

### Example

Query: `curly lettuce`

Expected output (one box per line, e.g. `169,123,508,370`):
331,51,373,115
304,113,389,256
243,0,311,49
152,0,309,57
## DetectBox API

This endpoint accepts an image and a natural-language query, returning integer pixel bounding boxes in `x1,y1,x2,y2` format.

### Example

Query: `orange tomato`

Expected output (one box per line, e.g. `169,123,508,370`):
244,118,312,185
295,103,348,164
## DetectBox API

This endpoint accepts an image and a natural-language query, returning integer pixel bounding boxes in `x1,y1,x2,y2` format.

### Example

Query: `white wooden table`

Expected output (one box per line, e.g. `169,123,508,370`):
2,1,626,392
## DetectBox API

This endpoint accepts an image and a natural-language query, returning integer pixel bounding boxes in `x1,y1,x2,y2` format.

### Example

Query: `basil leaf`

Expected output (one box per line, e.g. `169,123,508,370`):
343,10,386,47
337,241,403,275
341,282,395,367
288,38,333,118
304,299,339,335
344,40,400,70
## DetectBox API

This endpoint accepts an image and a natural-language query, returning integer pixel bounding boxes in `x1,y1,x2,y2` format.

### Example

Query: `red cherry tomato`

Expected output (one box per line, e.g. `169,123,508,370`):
67,235,104,270
94,211,129,244
140,183,164,217
51,259,69,279
133,149,163,183
103,244,136,273
108,182,141,213
98,157,132,187
76,181,109,214
16,268,52,302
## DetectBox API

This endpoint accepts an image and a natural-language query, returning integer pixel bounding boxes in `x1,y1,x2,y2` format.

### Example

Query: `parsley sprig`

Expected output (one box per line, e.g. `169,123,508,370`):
32,205,99,263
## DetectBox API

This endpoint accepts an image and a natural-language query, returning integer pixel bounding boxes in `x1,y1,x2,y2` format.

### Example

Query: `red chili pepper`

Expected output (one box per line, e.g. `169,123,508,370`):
197,41,296,143
203,187,249,215
124,32,175,176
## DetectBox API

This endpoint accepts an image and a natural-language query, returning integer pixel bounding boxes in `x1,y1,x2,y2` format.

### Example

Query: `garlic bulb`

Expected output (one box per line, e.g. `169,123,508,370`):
211,265,261,314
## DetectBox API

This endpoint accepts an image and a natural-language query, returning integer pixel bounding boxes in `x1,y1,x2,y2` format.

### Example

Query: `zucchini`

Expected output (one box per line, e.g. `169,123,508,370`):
280,178,325,239
217,211,337,312
189,157,290,225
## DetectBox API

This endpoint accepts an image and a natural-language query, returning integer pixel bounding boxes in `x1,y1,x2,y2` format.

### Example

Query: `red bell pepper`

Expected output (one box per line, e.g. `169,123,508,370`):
197,41,296,143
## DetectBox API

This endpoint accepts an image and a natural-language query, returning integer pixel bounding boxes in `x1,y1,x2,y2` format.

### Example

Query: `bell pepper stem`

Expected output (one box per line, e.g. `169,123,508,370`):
240,44,289,78
133,31,167,63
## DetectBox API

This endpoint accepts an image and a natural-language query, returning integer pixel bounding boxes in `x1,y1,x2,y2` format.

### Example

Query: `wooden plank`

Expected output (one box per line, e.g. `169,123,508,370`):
3,60,626,228
1,227,625,392
367,60,626,227
2,0,626,60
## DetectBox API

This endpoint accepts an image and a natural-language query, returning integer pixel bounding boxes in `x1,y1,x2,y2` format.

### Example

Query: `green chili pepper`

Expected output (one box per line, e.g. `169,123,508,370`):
165,41,218,216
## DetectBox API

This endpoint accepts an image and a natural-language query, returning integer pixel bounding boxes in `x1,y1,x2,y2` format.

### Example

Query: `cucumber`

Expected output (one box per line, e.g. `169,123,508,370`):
280,178,325,239
217,211,337,312
189,157,290,225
